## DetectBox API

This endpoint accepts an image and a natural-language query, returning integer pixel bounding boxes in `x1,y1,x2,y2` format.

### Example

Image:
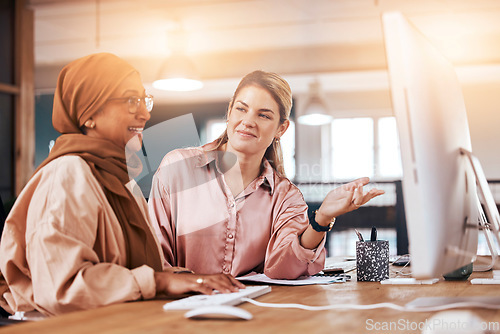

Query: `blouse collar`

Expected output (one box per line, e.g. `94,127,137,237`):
195,142,275,195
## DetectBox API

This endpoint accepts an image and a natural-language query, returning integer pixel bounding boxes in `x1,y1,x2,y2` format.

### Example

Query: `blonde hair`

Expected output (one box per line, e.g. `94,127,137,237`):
212,70,292,177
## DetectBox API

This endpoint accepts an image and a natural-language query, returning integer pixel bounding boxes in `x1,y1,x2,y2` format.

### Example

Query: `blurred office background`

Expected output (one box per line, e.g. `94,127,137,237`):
1,0,500,256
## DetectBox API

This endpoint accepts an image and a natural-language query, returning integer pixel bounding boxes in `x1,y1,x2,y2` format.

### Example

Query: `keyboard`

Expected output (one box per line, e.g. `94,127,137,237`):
162,285,271,310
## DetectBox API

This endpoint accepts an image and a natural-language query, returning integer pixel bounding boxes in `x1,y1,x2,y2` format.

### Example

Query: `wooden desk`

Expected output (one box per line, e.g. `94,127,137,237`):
1,270,499,334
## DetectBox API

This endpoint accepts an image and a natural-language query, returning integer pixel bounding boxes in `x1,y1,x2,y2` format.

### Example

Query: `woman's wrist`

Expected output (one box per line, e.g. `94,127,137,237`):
308,210,335,233
154,271,167,295
315,209,335,227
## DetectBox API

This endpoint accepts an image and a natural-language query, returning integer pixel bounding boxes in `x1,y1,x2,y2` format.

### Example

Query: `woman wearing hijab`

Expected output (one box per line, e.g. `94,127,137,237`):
0,53,243,318
148,70,384,279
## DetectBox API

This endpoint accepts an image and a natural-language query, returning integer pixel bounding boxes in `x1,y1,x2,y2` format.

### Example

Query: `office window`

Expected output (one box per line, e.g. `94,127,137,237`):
378,117,402,178
206,120,226,143
330,116,402,181
281,120,295,179
206,120,296,179
331,118,374,179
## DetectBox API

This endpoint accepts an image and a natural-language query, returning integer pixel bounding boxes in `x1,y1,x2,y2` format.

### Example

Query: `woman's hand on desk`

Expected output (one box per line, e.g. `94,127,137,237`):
154,272,246,296
317,177,385,222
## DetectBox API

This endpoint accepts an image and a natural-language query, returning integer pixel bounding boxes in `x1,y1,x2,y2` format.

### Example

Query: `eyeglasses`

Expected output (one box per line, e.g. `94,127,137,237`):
107,94,154,114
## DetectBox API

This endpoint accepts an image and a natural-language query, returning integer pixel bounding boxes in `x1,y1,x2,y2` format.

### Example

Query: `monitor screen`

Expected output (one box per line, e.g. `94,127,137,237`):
382,12,479,279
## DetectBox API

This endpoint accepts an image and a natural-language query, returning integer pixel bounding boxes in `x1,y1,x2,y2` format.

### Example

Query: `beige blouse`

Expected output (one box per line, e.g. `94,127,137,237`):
0,156,163,316
148,143,326,279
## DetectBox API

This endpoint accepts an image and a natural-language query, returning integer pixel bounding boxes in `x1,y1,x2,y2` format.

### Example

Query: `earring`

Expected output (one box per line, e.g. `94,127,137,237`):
274,137,280,142
84,120,95,129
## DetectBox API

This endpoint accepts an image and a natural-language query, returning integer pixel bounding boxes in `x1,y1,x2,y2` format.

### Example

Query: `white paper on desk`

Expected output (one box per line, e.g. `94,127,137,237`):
236,272,345,285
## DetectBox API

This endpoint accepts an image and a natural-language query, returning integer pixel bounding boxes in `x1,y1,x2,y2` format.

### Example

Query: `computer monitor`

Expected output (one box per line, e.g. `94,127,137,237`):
382,12,480,279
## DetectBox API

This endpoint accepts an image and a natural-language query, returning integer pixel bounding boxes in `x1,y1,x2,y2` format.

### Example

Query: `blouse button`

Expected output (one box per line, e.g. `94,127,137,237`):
230,202,235,208
228,233,234,239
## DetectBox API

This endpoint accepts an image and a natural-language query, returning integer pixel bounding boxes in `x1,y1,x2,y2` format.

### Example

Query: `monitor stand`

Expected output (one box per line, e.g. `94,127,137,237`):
460,148,500,272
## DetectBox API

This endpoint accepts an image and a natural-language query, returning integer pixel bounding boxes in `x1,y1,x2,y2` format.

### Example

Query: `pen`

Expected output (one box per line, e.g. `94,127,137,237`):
354,229,364,242
370,226,377,241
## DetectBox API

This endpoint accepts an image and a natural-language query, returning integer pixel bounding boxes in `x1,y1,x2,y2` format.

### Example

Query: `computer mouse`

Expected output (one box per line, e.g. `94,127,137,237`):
184,305,253,320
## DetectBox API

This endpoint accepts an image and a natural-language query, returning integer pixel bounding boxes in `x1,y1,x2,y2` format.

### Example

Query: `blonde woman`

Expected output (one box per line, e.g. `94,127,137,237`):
148,70,384,279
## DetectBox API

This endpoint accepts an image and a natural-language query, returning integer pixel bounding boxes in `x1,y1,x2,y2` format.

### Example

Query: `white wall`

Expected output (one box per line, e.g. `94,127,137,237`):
463,82,500,179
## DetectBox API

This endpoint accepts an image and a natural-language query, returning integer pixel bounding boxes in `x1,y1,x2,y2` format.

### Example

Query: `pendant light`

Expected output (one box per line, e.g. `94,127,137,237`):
298,80,332,126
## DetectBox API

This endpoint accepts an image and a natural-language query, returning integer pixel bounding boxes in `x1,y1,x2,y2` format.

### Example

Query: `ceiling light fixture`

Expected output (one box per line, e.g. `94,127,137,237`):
153,22,203,92
297,79,333,126
153,53,203,92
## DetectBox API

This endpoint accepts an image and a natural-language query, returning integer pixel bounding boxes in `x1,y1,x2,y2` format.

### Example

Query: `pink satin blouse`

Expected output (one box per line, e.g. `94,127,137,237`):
148,142,325,279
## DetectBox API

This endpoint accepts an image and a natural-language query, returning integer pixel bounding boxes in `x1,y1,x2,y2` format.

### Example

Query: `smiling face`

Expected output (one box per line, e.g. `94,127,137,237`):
84,72,151,151
226,85,289,159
